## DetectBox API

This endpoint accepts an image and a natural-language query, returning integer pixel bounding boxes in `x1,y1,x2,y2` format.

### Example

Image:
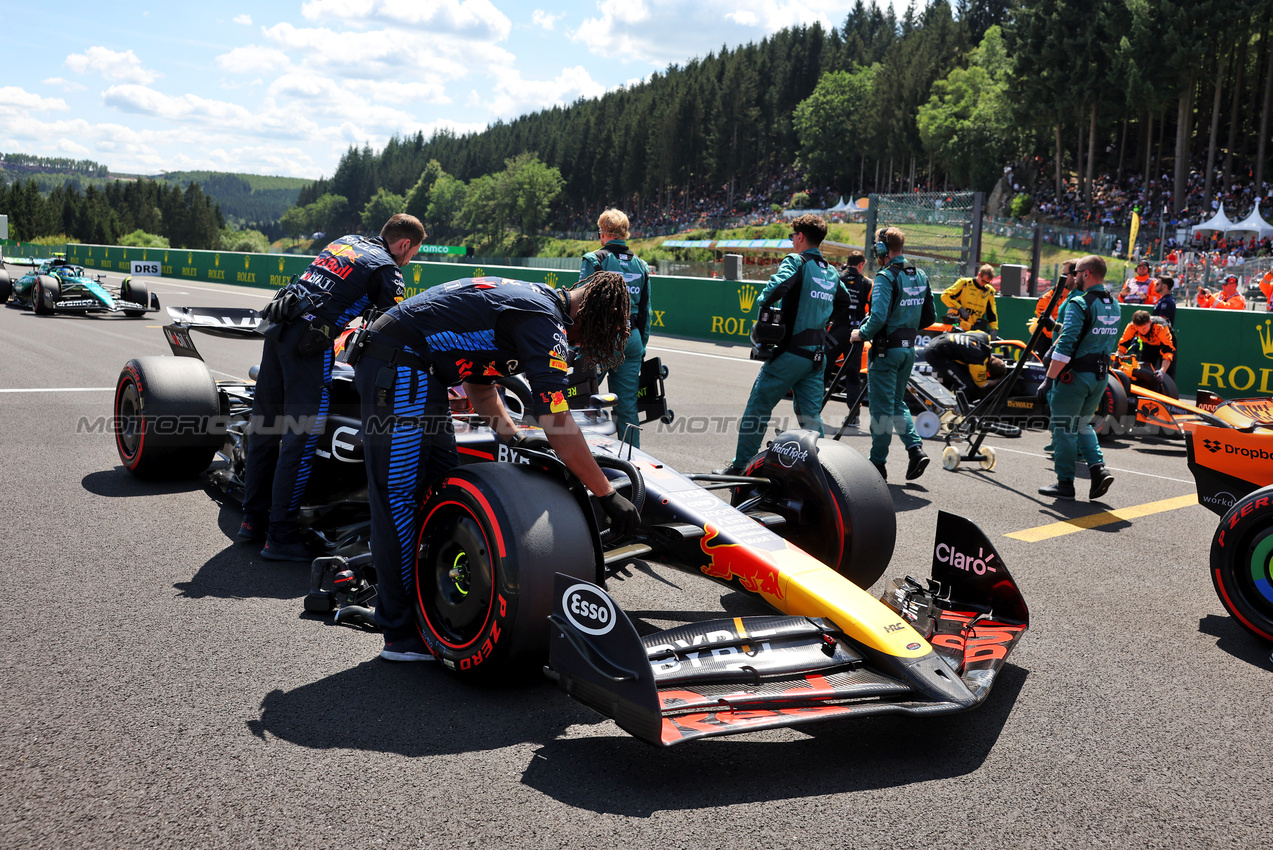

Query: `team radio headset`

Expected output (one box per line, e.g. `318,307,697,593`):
870,229,934,358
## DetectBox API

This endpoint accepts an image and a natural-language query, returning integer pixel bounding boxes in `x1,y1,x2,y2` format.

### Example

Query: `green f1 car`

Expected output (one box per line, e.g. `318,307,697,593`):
0,257,159,317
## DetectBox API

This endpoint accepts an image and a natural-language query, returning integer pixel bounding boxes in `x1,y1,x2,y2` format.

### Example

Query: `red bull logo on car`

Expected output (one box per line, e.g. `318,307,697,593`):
699,523,790,607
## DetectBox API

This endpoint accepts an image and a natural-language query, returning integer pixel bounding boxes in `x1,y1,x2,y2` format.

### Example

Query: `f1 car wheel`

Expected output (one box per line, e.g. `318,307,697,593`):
755,439,896,590
1094,375,1128,437
1210,486,1273,642
0,270,10,304
914,410,941,439
414,463,597,678
941,445,961,471
32,275,59,315
114,356,223,479
978,446,997,470
121,277,149,317
1159,372,1179,400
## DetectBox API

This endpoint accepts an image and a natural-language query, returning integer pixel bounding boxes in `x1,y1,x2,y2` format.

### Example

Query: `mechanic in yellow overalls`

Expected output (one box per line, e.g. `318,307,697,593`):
941,264,998,333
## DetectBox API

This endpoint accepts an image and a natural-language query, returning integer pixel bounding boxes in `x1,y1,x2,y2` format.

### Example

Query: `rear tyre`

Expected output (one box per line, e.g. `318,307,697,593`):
1211,486,1273,642
114,357,223,478
1159,372,1178,399
32,275,59,315
121,277,150,317
414,463,597,678
1094,375,1128,438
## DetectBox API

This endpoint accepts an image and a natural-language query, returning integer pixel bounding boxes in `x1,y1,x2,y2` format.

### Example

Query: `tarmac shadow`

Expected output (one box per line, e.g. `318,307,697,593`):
174,544,311,601
520,665,1029,816
248,663,595,756
1198,614,1273,669
82,467,208,498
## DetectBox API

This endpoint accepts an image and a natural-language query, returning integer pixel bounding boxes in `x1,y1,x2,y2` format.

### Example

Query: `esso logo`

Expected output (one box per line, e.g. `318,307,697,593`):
562,583,615,635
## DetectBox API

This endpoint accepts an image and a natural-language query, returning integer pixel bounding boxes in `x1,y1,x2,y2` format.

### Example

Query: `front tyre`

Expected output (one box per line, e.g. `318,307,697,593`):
0,270,11,304
414,463,598,678
114,357,223,478
121,277,150,317
32,275,59,315
1211,486,1273,642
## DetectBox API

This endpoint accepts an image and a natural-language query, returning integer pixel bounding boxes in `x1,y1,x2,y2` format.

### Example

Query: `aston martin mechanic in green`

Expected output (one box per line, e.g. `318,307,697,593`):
0,257,158,317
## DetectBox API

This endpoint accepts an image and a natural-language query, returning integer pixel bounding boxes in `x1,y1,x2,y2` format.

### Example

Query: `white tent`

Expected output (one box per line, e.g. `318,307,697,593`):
828,196,850,212
1227,199,1273,239
1191,203,1235,234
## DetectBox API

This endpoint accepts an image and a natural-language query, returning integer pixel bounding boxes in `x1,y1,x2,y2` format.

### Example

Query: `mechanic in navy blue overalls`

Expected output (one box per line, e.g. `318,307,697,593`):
346,272,640,661
238,215,422,560
579,208,651,446
825,250,871,419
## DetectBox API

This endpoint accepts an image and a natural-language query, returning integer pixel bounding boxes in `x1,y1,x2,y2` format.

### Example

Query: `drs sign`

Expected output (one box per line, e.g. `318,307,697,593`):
130,260,161,276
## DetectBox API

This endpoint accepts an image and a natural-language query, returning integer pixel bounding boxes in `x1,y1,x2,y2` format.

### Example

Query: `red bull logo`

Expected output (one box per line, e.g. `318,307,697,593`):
699,523,785,605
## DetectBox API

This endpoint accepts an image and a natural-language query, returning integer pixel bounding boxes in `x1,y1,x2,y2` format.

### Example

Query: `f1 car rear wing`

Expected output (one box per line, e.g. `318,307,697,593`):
546,511,1028,745
163,306,261,359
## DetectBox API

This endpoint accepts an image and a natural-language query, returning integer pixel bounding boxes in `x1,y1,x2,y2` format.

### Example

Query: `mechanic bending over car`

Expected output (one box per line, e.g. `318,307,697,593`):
579,208,651,446
1039,255,1119,502
940,263,998,333
715,214,838,477
922,330,1008,409
239,214,422,561
824,250,871,423
851,225,935,482
345,271,640,662
1117,310,1175,394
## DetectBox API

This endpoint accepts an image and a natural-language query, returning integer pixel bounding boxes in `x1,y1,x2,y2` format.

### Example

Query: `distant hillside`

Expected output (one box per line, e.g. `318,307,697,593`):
157,171,310,226
0,159,307,226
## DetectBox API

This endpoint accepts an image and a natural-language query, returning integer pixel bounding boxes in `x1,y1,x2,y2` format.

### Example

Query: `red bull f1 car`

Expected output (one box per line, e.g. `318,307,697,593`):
112,300,1028,745
0,257,159,317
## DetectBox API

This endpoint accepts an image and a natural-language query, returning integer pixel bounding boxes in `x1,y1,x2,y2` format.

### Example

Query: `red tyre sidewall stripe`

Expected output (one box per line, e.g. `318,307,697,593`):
415,496,498,651
1213,566,1273,641
114,372,145,469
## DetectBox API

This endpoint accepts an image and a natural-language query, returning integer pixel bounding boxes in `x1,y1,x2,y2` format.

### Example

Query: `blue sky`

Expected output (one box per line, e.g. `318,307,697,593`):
1,0,910,179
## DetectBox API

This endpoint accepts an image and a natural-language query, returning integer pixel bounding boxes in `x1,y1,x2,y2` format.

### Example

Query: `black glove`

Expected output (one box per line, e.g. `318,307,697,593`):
1037,376,1053,400
506,429,551,452
261,290,304,323
598,490,640,539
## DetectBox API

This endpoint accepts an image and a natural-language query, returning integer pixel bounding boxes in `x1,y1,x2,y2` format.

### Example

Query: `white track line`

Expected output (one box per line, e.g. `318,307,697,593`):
648,345,753,363
988,444,1193,483
146,280,273,299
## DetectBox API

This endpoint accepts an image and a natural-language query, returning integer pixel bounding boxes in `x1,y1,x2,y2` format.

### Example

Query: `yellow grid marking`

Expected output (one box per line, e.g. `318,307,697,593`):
1005,494,1199,542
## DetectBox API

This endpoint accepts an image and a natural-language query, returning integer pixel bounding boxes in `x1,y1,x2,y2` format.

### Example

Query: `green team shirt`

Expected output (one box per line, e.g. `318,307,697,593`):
580,239,651,344
757,249,838,352
1052,283,1121,365
858,255,929,341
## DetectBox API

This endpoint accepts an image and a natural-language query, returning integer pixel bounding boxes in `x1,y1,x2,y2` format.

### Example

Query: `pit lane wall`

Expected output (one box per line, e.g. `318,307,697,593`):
65,243,1269,399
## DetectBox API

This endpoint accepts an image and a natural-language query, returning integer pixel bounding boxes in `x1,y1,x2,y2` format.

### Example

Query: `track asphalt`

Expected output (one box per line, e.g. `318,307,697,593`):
1,269,1269,848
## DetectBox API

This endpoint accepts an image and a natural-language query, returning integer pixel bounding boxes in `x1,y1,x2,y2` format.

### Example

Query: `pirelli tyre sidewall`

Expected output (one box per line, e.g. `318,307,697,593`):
1211,485,1273,642
1094,373,1129,437
121,277,149,317
414,463,597,678
114,356,223,479
32,275,59,315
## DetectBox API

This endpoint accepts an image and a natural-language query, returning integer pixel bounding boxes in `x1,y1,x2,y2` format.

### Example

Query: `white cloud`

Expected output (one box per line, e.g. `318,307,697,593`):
532,10,563,31
65,46,159,84
42,77,88,93
300,0,511,41
485,66,606,118
56,139,92,156
727,10,759,25
102,85,254,124
233,13,252,25
215,45,291,74
0,87,69,112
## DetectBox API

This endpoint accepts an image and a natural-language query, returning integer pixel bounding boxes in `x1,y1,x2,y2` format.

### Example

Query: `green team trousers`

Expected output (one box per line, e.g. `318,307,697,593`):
600,333,646,447
731,350,825,467
867,345,921,465
1047,371,1105,482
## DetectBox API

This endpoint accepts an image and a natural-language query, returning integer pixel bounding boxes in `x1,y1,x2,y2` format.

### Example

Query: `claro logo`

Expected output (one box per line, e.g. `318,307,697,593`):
562,584,615,635
770,440,809,468
934,542,998,576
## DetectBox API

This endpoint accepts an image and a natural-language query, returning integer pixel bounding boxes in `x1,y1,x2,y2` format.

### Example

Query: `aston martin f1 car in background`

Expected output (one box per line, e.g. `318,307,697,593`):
0,257,159,317
1185,393,1273,643
111,298,1029,745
